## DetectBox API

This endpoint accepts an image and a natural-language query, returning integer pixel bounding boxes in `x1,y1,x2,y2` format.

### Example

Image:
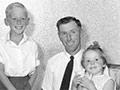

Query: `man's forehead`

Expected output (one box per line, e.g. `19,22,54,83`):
59,22,79,31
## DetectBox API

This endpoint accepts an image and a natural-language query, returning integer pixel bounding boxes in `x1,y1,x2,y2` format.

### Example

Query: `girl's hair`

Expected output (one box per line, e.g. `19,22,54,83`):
81,41,108,68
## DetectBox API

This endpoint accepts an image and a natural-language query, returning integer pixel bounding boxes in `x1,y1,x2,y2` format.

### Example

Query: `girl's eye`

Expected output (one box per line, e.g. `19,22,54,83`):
96,59,99,61
87,60,90,62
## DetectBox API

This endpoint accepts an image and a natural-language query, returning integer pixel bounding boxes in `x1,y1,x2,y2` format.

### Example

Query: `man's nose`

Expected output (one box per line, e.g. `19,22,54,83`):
67,34,71,41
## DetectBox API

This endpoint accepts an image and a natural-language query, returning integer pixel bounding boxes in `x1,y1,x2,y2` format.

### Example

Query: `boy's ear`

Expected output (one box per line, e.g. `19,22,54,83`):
4,18,9,26
26,17,30,25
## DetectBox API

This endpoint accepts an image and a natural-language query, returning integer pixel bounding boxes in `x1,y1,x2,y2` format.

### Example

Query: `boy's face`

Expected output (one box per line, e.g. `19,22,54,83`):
83,50,105,75
5,7,29,35
58,21,81,55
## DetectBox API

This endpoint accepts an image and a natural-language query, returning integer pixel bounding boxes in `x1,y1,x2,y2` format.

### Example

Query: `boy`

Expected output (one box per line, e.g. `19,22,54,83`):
0,2,40,90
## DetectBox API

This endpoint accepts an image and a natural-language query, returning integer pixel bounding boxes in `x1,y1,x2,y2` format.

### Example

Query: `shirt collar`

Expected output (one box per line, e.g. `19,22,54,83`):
64,49,84,59
5,32,28,45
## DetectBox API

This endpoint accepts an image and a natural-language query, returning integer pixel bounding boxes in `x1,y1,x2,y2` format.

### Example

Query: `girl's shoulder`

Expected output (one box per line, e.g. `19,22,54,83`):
93,74,115,90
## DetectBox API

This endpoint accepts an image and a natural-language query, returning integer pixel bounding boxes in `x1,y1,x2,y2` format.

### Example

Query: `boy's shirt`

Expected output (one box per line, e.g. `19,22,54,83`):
0,33,40,77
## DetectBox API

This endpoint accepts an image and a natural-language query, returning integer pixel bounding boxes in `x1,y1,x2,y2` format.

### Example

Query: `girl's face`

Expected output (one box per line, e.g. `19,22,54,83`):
83,50,105,75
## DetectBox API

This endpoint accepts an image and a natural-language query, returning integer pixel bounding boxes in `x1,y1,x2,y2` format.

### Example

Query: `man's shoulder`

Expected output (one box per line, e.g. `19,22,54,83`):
0,37,6,46
47,52,65,64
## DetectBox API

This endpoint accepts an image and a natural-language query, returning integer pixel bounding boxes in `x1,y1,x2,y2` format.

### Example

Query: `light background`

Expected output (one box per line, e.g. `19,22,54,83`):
0,0,120,89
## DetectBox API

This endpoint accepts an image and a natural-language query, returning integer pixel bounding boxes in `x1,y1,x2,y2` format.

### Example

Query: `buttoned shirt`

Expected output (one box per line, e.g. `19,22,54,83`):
0,33,40,77
42,49,84,90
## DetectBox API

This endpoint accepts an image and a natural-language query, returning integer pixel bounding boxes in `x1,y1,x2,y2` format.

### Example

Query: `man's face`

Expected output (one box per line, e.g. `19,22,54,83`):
58,21,81,55
5,7,29,35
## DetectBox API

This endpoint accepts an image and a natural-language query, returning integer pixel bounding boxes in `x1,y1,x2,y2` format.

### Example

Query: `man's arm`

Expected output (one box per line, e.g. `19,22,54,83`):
30,43,44,90
41,62,53,90
0,63,16,90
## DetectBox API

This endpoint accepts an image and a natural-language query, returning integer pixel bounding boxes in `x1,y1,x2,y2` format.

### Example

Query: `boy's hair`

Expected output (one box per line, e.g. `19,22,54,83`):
81,41,107,68
5,2,28,18
56,16,82,31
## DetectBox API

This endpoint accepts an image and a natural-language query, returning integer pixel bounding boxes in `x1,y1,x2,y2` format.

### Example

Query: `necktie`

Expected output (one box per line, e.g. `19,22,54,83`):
60,56,74,90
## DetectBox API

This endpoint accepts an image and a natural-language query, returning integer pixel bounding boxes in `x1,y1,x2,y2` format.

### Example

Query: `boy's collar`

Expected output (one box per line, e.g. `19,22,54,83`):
6,32,28,45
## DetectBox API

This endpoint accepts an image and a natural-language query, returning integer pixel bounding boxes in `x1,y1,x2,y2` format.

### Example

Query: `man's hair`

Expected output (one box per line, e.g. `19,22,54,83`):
81,41,108,68
56,16,82,31
5,2,28,18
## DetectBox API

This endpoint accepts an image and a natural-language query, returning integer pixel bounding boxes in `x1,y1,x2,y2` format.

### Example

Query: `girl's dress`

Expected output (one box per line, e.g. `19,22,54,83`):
84,72,116,90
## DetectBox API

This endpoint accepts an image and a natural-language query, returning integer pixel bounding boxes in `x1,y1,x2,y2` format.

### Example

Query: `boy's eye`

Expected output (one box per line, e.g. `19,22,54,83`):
61,32,66,35
12,18,16,20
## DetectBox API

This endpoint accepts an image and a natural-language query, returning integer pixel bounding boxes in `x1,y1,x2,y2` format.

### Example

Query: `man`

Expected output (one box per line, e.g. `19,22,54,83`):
42,16,84,90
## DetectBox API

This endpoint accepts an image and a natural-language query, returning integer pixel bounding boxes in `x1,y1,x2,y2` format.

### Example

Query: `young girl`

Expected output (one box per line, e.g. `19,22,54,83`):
72,41,115,90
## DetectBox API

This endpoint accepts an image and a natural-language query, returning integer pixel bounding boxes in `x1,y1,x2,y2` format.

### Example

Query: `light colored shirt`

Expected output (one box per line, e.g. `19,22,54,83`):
0,33,40,77
84,73,115,90
92,75,114,90
42,49,84,90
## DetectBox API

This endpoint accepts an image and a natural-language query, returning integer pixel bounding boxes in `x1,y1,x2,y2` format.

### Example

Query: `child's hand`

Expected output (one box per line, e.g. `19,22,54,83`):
72,74,82,88
79,76,97,90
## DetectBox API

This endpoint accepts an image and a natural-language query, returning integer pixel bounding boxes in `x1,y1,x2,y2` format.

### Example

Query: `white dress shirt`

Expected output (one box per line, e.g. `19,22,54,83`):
42,49,84,90
0,33,40,77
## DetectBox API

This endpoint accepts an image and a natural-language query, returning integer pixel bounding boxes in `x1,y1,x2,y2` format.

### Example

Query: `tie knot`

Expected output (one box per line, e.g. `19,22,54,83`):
70,56,74,60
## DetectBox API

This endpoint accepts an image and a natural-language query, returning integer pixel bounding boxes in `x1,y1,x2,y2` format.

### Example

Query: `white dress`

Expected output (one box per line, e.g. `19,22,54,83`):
84,73,116,90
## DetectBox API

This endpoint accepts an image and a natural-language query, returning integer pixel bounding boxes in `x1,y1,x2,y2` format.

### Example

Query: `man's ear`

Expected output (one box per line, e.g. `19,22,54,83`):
58,32,62,41
4,18,9,26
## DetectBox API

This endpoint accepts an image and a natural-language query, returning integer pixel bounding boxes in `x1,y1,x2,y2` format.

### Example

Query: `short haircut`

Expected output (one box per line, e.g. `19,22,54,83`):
56,16,82,31
81,41,108,68
5,2,28,18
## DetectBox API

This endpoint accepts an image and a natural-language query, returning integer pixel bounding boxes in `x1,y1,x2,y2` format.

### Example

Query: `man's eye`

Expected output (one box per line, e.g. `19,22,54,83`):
72,31,76,34
22,18,26,20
